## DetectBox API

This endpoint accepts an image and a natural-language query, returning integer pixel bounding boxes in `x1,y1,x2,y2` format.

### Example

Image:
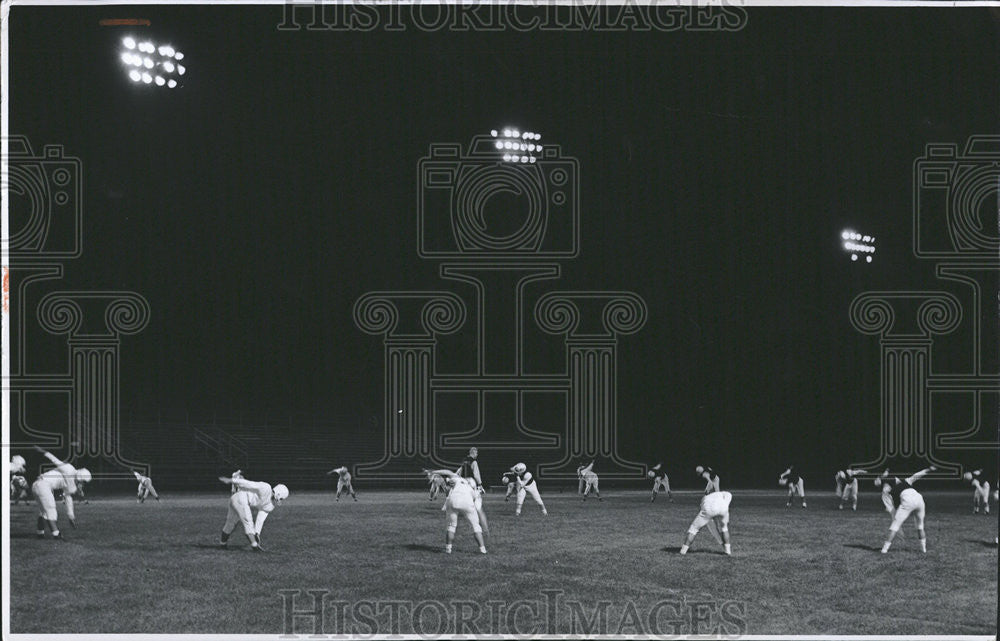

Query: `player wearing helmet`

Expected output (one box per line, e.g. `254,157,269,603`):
963,469,991,514
779,466,806,508
648,463,672,502
218,475,289,551
875,466,935,553
577,461,601,500
30,446,90,539
510,463,547,516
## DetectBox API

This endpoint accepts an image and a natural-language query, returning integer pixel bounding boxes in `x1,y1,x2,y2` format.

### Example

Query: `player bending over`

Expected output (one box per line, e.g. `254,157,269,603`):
695,466,721,494
835,468,865,511
456,447,489,531
577,461,602,500
510,463,547,515
963,469,991,515
218,475,289,551
31,446,91,540
680,490,733,556
426,469,487,554
426,469,449,501
327,466,358,502
501,471,518,502
648,463,672,502
779,466,807,508
875,466,935,554
11,454,26,475
11,473,29,504
133,471,160,502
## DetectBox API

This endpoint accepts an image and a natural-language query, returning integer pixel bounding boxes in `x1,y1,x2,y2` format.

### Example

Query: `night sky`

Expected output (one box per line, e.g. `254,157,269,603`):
9,5,1000,486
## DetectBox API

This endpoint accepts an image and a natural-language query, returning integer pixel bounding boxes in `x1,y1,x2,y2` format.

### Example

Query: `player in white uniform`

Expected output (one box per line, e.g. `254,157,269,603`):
501,471,518,502
695,466,721,494
426,469,449,501
133,471,160,502
327,466,357,501
963,470,991,514
11,454,29,504
835,468,865,511
679,490,733,555
648,463,672,502
30,446,91,540
510,463,547,515
426,469,487,554
779,466,806,508
875,466,934,554
577,461,601,500
218,474,289,551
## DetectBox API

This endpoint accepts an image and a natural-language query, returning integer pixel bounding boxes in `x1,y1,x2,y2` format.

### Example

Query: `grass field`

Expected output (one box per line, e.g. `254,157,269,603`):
8,489,997,636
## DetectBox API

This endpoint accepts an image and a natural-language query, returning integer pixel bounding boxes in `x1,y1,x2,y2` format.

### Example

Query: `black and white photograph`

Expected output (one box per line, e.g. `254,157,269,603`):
2,1,998,638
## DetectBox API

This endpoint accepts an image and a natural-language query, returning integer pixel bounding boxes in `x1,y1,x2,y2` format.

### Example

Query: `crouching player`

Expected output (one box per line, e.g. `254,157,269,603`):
501,470,518,502
133,470,160,503
649,463,672,502
511,463,547,515
218,475,289,551
11,455,29,504
426,469,449,501
426,469,487,554
578,461,602,501
963,469,991,515
31,446,91,540
327,466,358,502
875,466,935,554
680,490,733,556
779,466,806,508
835,468,865,511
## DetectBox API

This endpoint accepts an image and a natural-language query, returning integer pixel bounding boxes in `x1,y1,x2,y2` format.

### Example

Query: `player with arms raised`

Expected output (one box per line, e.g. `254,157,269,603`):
30,446,91,540
326,466,358,502
874,466,935,554
218,474,289,551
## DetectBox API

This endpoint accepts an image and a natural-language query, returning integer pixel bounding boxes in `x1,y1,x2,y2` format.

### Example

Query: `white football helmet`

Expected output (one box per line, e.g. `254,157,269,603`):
512,463,527,475
11,455,26,474
695,465,705,475
647,470,655,479
272,484,289,501
76,468,92,484
963,472,973,482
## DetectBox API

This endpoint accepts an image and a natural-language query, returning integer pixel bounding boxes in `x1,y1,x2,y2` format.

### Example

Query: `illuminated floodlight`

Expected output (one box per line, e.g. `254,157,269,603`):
841,229,876,262
490,129,498,137
119,37,187,88
492,127,545,163
494,141,503,150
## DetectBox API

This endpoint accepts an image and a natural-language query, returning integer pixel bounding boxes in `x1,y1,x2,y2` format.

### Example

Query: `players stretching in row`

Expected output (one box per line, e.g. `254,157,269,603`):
509,463,547,515
133,471,160,503
695,466,720,494
426,469,488,554
964,470,991,514
875,466,935,554
578,461,602,500
835,467,865,511
218,474,289,551
779,466,806,508
680,490,733,556
326,466,358,501
648,463,672,502
31,446,91,540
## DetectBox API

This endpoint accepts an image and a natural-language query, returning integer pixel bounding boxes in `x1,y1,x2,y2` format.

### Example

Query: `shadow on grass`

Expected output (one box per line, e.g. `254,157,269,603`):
403,543,442,553
191,542,242,551
963,538,999,548
843,543,882,552
660,546,725,555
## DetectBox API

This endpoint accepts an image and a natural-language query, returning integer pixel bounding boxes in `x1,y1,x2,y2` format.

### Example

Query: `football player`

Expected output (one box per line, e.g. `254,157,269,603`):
218,474,289,551
835,467,865,511
426,469,449,501
779,466,806,508
963,469,991,515
30,446,91,540
510,463,547,516
326,466,358,502
577,460,601,500
648,463,672,502
133,470,160,503
875,466,935,553
695,466,721,494
425,469,487,554
501,470,518,502
679,490,733,556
